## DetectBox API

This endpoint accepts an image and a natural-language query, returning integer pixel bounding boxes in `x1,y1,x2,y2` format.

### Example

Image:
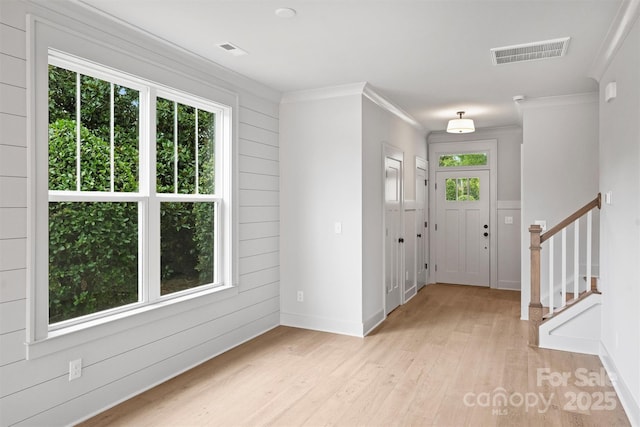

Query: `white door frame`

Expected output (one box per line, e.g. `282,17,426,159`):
428,140,497,288
382,144,404,316
415,156,428,290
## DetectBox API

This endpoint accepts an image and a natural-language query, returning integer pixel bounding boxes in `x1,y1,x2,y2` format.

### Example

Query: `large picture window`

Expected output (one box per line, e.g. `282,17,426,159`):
46,52,228,329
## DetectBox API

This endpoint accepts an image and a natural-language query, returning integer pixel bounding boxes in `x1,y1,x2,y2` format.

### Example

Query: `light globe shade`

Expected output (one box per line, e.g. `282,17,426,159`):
447,118,475,133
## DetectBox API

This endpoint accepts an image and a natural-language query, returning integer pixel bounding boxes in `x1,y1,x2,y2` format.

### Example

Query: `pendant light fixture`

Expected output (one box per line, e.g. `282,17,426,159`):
447,111,475,134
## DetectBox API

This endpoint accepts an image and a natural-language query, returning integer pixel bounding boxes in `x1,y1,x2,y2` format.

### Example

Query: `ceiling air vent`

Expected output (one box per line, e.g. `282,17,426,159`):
490,37,570,65
216,42,248,57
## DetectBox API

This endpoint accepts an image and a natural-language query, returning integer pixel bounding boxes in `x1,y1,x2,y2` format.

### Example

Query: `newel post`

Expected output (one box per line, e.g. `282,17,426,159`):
529,224,543,347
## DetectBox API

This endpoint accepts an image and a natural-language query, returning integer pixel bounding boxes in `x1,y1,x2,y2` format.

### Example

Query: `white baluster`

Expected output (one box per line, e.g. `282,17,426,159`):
574,218,579,300
586,211,592,293
549,235,554,314
561,228,566,308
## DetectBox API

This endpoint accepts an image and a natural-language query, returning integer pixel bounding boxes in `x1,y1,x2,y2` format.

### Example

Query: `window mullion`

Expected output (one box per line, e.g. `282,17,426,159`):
110,83,115,192
195,108,199,195
76,72,81,191
174,101,178,194
147,88,161,302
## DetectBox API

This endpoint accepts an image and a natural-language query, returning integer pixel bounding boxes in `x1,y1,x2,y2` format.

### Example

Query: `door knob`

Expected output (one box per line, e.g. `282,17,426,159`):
483,232,489,237
399,238,404,243
483,224,488,229
417,234,422,238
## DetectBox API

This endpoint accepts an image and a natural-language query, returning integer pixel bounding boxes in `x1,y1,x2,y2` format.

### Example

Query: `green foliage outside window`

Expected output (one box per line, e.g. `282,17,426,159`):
48,64,216,323
439,153,487,167
445,177,480,201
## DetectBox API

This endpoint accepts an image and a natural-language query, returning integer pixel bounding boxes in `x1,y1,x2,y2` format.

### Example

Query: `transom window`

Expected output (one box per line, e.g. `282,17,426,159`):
47,52,227,328
439,153,488,168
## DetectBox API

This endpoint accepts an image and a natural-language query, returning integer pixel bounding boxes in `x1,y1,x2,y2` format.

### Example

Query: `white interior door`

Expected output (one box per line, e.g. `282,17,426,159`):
435,170,490,286
416,161,428,287
404,209,416,301
385,155,403,314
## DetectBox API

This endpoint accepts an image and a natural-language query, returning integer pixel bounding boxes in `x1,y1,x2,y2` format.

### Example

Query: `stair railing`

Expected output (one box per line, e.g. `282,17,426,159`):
529,193,601,347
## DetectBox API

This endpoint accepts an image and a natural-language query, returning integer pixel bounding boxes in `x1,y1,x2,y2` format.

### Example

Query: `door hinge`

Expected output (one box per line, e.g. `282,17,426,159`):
435,182,437,190
435,223,438,231
424,179,428,186
435,264,438,272
425,221,428,228
425,263,428,269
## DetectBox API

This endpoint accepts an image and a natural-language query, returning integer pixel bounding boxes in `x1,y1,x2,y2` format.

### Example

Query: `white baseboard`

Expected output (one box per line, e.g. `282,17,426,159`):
497,280,521,291
363,310,385,336
600,343,640,427
280,311,365,337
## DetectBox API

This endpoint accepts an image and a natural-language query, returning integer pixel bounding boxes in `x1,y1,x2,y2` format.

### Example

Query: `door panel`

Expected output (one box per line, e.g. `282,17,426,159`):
404,209,416,301
415,163,427,287
436,170,489,286
385,155,403,314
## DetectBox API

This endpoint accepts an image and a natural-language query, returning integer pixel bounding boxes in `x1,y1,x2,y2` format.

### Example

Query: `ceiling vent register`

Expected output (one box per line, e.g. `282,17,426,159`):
490,37,570,65
217,42,248,56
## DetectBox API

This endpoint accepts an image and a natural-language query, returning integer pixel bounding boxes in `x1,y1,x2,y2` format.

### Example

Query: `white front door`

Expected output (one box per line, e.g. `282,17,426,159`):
416,161,428,287
435,170,490,286
385,154,403,314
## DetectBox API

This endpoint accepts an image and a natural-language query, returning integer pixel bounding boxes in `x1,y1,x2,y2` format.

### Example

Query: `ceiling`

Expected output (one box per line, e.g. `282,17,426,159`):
76,0,622,133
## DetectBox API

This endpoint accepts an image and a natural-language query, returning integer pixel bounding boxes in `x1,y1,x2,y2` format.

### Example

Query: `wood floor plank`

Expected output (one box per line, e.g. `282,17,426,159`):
79,284,631,427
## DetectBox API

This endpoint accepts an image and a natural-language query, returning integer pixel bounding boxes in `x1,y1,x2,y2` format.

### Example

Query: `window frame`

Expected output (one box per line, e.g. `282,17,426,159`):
27,17,238,357
437,151,489,169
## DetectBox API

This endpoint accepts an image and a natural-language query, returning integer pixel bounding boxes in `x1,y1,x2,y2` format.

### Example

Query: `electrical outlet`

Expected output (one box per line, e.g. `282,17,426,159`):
296,291,304,302
69,358,82,381
505,216,513,225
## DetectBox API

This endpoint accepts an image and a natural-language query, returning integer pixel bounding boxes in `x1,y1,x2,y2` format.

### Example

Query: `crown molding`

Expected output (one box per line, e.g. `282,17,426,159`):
517,92,598,110
361,84,424,132
281,82,425,132
589,0,640,82
280,82,367,104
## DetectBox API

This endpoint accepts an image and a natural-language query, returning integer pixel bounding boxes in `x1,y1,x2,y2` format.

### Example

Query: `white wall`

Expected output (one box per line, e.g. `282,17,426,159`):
0,1,281,425
428,126,522,290
279,86,425,336
598,16,640,423
519,95,599,319
279,91,364,336
361,97,426,329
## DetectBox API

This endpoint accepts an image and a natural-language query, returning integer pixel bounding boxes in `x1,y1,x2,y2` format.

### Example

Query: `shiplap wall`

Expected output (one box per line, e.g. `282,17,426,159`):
0,1,280,425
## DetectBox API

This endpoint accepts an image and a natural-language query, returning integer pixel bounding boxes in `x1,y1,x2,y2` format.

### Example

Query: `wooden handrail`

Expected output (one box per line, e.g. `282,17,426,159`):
540,193,601,244
529,192,601,347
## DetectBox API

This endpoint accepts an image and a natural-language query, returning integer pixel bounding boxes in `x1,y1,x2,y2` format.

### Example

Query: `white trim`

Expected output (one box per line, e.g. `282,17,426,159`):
497,280,521,291
363,309,385,336
497,200,521,210
280,82,367,104
362,83,424,131
538,293,601,355
280,312,365,338
600,342,640,427
589,0,640,82
382,144,405,316
428,140,498,288
517,93,598,111
280,82,424,132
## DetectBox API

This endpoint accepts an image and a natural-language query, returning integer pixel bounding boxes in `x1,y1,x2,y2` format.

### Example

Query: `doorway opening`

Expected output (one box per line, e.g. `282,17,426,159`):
428,140,497,288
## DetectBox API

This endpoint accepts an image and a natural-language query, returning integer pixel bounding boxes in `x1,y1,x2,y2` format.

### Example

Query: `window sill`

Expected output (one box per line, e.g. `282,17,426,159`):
26,283,238,360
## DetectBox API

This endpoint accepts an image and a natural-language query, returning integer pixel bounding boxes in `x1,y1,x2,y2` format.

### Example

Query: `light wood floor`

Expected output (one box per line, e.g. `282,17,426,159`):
80,284,630,426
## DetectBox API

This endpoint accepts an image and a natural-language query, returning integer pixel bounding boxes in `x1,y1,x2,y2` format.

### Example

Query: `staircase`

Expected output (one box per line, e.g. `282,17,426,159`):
529,193,602,354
